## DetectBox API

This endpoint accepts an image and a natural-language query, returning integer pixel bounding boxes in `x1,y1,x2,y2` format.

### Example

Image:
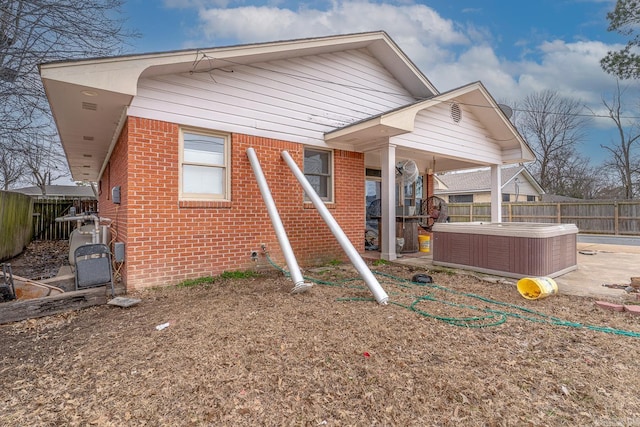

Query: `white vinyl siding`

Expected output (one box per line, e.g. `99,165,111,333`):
503,176,541,201
129,49,416,148
391,103,503,165
180,129,229,200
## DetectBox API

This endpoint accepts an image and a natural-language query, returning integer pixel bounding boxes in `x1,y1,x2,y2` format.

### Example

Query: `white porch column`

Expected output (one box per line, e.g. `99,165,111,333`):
490,164,502,222
380,145,397,260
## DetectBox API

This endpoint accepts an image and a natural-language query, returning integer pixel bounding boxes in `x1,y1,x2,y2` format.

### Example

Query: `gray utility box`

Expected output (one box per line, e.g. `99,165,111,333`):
114,242,125,263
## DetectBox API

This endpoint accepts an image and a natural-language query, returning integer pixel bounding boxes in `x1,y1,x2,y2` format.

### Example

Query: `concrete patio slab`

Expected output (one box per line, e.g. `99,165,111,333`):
555,243,640,299
365,241,640,301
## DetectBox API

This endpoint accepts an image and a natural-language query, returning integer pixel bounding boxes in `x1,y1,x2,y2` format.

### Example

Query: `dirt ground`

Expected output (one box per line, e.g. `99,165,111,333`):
3,239,71,281
2,241,640,426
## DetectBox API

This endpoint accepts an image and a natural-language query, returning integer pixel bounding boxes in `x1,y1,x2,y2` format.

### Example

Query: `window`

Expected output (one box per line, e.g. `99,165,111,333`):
527,195,536,202
365,168,381,178
502,193,510,202
449,194,473,203
304,148,333,201
180,129,229,200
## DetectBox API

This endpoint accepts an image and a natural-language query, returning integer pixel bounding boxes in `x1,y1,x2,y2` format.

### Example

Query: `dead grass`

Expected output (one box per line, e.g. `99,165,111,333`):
2,245,640,426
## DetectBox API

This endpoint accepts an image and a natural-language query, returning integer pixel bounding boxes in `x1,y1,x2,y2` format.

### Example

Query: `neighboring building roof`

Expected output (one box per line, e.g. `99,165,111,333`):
435,165,545,195
13,185,96,198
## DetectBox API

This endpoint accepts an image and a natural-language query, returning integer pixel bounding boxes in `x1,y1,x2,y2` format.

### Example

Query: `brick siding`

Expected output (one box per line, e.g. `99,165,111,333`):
99,117,365,290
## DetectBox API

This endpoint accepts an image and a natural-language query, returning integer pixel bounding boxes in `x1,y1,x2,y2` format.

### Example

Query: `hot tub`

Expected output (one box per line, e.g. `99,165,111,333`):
432,222,578,278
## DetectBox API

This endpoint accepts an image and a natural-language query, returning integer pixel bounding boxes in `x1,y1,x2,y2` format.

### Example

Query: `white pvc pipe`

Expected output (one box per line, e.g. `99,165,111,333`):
56,214,111,244
247,148,306,289
281,150,389,305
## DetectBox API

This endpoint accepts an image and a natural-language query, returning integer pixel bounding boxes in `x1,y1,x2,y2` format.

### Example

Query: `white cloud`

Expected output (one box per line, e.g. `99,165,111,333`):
517,40,619,102
196,1,468,53
186,0,633,128
194,1,480,92
428,44,519,98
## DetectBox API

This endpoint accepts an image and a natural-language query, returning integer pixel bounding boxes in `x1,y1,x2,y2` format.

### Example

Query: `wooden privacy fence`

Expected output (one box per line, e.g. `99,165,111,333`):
0,191,33,260
32,198,98,241
447,201,640,235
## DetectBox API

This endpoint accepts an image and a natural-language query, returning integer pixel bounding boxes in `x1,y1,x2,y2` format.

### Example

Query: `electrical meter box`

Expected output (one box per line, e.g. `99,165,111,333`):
114,242,125,262
112,186,121,204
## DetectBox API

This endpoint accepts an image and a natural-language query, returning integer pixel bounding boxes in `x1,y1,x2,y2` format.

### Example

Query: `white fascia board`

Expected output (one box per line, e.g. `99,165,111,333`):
324,116,387,141
40,31,432,99
472,84,536,162
377,84,481,131
40,55,164,96
379,99,438,130
520,167,546,194
367,35,438,98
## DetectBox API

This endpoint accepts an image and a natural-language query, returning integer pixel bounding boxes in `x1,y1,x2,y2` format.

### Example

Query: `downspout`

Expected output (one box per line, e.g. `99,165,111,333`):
281,150,389,305
246,148,311,294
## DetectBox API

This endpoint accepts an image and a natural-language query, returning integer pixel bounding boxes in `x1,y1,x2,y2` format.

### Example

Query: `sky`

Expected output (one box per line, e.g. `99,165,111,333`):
122,0,639,166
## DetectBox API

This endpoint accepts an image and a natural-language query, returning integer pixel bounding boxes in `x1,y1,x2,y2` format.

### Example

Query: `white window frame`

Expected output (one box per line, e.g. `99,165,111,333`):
303,147,334,203
179,128,230,201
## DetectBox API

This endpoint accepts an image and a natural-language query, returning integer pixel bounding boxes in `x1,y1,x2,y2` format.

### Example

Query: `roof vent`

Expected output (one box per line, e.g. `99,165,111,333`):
450,102,462,123
83,136,94,141
82,102,97,111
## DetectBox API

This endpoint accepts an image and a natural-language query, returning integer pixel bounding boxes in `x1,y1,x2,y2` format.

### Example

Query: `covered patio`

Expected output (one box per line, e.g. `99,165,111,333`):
326,81,535,261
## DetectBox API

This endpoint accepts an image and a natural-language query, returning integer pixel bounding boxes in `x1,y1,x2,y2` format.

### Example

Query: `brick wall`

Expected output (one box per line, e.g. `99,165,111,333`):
98,121,129,284
100,117,365,290
426,172,435,199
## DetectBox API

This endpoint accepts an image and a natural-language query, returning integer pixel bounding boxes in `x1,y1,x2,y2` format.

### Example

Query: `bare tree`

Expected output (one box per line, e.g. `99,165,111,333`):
0,144,24,190
543,151,603,199
0,0,137,187
513,90,592,197
16,135,69,194
592,168,632,199
598,82,640,199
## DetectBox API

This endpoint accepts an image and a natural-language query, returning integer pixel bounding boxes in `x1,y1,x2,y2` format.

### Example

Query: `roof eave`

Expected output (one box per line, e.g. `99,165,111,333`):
40,31,437,99
40,31,440,182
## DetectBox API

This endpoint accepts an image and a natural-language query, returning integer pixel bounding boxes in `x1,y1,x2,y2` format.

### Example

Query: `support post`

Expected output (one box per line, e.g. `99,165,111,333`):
281,150,389,305
380,145,397,260
490,165,502,222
